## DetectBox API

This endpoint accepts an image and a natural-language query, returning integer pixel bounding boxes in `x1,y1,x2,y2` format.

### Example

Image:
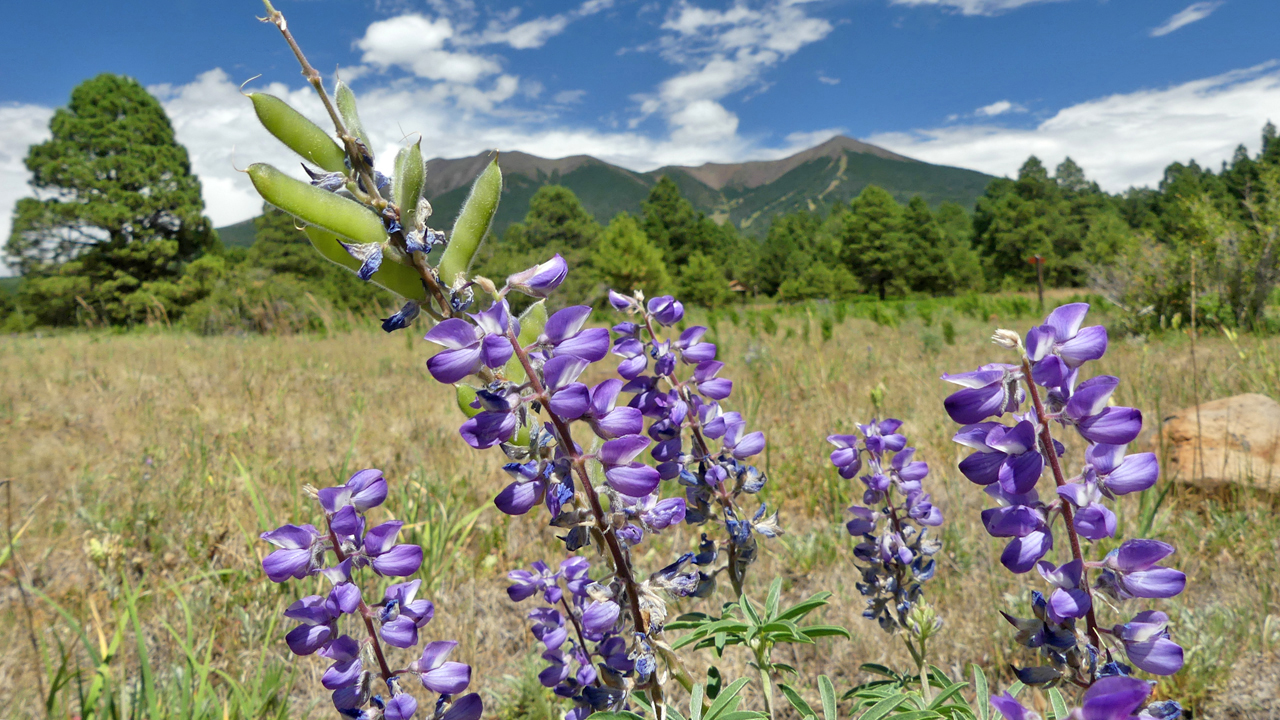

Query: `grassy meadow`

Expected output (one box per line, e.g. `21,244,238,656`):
3,296,1279,719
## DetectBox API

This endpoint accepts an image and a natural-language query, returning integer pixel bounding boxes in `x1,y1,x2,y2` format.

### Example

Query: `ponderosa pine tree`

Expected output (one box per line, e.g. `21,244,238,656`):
6,73,217,325
835,185,908,299
591,213,670,300
642,176,718,266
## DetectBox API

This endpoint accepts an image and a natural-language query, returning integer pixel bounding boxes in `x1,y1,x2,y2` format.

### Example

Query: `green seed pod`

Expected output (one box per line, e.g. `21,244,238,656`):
248,163,385,245
438,157,501,287
335,81,373,160
395,140,426,231
455,385,482,418
302,226,426,300
248,93,346,173
502,299,546,382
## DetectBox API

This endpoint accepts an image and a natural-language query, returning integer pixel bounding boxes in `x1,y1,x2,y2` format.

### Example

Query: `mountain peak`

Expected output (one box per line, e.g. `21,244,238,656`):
658,135,916,191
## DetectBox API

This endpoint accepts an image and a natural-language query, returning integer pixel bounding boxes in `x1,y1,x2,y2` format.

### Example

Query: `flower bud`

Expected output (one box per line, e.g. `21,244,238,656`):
506,254,568,298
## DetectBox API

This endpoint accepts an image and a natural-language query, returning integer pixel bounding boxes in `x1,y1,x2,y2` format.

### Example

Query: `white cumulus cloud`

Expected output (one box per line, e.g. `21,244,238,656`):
868,62,1280,191
974,100,1026,117
0,104,56,274
1150,1,1224,38
889,0,1070,16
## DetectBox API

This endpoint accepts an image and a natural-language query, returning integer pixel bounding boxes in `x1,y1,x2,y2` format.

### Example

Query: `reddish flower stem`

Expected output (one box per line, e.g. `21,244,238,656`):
1019,358,1103,651
325,522,396,683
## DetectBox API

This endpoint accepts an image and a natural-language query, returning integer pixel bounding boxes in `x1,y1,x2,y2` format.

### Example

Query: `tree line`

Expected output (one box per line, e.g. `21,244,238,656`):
4,73,1278,332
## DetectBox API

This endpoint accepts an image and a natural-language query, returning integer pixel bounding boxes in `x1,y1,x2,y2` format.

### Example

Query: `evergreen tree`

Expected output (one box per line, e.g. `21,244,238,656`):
6,74,217,325
245,204,384,311
901,196,980,295
677,251,730,308
642,176,717,266
592,213,671,299
834,185,908,299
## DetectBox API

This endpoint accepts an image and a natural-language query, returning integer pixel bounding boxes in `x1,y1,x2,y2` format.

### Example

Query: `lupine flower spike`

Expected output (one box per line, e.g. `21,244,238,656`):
942,303,1186,693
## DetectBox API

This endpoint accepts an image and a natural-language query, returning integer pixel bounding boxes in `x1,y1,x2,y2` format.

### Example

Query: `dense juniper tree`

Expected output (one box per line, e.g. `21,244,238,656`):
6,74,217,325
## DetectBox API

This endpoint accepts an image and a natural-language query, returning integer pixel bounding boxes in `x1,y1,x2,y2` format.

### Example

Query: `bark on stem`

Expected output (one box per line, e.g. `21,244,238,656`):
1019,358,1103,650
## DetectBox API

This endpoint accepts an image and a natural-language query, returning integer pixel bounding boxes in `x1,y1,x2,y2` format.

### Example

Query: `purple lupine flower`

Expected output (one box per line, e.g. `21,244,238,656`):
1096,540,1187,600
942,363,1023,424
674,326,717,364
539,648,572,687
423,302,515,383
411,641,472,694
319,635,363,689
260,524,324,582
1086,444,1159,497
706,412,765,459
580,600,621,636
956,421,1045,495
981,500,1053,574
542,306,610,362
384,694,418,720
991,676,1151,720
827,435,863,478
440,694,484,720
580,379,643,439
628,492,686,531
382,300,422,333
598,435,661,497
859,419,906,456
1058,480,1116,540
561,557,591,596
361,521,423,577
608,290,636,311
1113,610,1185,675
507,561,563,603
319,469,388,514
283,584,358,655
1062,376,1143,445
529,607,568,650
1026,303,1109,387
846,506,879,536
647,296,684,326
889,447,928,493
1036,560,1092,623
611,331,648,380
494,461,547,515
379,579,435,648
507,254,568,298
691,361,733,401
903,491,943,526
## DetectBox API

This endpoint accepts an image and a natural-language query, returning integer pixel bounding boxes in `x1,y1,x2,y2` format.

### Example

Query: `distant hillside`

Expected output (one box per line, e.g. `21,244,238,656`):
217,135,997,242
217,217,257,248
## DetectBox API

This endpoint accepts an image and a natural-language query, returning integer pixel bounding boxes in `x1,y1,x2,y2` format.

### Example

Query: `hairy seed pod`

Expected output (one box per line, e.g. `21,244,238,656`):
248,163,385,245
395,141,426,232
455,385,482,418
302,226,426,300
334,81,373,160
438,157,502,286
502,299,547,383
247,93,346,173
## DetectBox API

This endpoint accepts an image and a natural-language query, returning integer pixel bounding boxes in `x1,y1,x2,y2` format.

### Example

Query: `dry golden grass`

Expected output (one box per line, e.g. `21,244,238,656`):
3,303,1279,719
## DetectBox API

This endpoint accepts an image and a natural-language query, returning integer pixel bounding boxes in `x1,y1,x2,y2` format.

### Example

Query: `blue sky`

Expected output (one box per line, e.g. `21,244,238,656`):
2,0,1278,249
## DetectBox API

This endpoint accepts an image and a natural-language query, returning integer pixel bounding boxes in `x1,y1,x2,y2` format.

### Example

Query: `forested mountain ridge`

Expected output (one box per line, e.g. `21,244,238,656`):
413,136,996,238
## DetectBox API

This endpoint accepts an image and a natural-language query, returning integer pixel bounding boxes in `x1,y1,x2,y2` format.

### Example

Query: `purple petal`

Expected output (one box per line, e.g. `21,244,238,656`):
1001,530,1053,574
981,505,1044,538
732,431,765,459
363,521,403,556
263,548,315,583
285,623,332,656
699,378,733,401
959,450,1004,486
549,383,591,419
416,640,458,670
1116,539,1176,572
330,505,362,539
1065,375,1120,420
427,346,483,384
683,343,717,363
494,480,545,515
617,355,648,379
1073,503,1117,540
1025,325,1055,361
1125,637,1184,675
998,451,1044,495
941,368,1005,389
987,421,1037,454
1059,325,1108,366
581,600,621,634
424,318,480,350
442,694,484,720
1047,587,1092,622
544,355,590,391
1080,676,1151,720
944,384,1006,425
320,634,361,662
1078,407,1143,445
261,524,320,550
322,658,363,689
329,583,362,615
1045,303,1090,341
544,306,593,343
381,616,421,648
385,694,418,720
1121,568,1187,599
422,661,472,694
605,463,661,498
1106,453,1159,495
479,334,513,369
556,328,610,362
600,435,651,465
590,379,623,414
371,544,423,577
347,470,388,511
459,411,518,449
593,407,643,438
990,693,1034,720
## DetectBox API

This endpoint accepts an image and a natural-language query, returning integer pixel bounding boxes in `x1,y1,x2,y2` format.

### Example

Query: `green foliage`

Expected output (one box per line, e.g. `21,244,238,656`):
7,74,217,326
592,213,671,298
678,252,731,308
833,186,909,300
625,677,767,720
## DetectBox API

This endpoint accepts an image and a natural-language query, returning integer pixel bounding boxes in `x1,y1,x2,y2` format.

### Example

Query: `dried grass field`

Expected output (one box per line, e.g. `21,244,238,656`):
3,302,1279,719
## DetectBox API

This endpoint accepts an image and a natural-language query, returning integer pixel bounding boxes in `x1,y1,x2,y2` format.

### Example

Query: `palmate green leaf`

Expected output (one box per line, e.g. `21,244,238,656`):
772,663,799,676
1007,682,1025,699
667,612,717,631
779,683,817,720
691,682,705,720
799,624,851,639
705,678,754,720
740,595,763,627
928,682,970,710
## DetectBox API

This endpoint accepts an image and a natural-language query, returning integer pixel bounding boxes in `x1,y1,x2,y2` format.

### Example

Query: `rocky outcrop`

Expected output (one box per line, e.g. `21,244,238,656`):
1162,393,1280,492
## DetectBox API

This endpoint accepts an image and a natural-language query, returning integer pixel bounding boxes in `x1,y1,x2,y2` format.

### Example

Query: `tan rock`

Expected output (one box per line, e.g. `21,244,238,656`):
1162,393,1280,491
